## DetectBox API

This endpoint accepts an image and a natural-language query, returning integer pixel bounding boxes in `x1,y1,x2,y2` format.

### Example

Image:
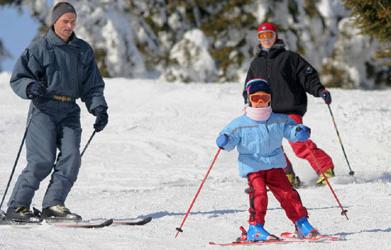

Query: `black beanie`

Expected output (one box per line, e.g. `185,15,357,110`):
51,2,77,25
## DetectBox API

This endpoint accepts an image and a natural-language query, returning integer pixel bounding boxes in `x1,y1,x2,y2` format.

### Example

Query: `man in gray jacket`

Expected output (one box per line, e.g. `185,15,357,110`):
6,2,108,222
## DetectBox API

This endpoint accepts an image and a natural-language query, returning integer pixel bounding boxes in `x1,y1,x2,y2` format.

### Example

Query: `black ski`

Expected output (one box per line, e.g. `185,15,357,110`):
1,210,151,228
49,218,113,228
112,216,152,226
1,215,151,228
0,217,113,228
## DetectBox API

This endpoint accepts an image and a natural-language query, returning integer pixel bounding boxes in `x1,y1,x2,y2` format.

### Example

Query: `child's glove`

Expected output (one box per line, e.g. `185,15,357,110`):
216,134,229,149
295,125,311,141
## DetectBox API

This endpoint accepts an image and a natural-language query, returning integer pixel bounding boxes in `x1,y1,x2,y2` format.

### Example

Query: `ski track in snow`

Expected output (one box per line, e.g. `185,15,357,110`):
0,73,390,249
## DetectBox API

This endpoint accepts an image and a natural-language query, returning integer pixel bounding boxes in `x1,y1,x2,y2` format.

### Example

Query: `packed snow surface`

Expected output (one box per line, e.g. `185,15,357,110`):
0,73,390,249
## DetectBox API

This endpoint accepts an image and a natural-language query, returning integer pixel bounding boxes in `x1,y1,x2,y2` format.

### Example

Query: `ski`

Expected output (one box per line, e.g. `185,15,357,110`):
0,211,41,227
0,219,42,228
209,226,343,246
209,239,290,246
50,216,152,227
209,233,342,247
1,211,151,228
112,216,152,226
48,218,113,228
0,218,113,228
209,225,299,246
280,231,342,242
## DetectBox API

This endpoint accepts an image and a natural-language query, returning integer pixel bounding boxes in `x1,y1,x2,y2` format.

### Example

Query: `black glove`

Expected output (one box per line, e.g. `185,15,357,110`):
93,106,108,132
26,81,46,99
319,89,332,105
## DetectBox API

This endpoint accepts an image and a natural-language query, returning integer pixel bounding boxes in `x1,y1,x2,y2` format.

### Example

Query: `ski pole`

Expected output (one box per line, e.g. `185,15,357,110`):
327,104,354,176
175,148,222,238
80,131,96,157
0,116,33,210
305,141,349,220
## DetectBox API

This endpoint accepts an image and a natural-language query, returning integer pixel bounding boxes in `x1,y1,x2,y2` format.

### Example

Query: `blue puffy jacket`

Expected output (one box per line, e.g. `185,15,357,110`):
218,113,308,177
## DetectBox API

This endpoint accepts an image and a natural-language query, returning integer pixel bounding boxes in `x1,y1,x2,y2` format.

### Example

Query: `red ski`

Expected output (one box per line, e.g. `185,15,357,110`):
209,226,301,246
209,239,292,246
280,231,341,242
209,227,343,246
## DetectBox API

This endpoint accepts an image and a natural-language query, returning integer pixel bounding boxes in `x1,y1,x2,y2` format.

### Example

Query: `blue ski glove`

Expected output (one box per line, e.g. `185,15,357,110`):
26,81,46,99
216,134,229,149
295,125,311,141
92,106,108,132
319,89,332,105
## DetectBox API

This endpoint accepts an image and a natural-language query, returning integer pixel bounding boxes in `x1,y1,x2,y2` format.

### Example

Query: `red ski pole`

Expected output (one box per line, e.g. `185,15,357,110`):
305,141,349,220
175,148,222,238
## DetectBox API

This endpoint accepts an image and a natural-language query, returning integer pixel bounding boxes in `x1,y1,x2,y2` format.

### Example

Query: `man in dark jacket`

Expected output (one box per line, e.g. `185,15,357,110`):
6,2,108,222
243,22,334,187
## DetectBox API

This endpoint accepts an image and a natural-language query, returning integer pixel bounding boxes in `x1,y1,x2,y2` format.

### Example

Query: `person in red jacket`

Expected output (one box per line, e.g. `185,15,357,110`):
243,22,335,187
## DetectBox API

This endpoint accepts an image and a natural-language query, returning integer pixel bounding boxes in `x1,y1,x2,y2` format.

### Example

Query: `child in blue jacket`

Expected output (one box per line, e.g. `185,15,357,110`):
216,78,319,241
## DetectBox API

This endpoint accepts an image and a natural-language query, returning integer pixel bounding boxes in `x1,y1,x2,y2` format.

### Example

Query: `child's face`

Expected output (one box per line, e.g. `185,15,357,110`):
249,91,271,108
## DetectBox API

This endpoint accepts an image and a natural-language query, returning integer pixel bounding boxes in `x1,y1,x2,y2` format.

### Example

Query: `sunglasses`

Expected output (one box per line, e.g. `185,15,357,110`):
249,93,271,104
258,31,275,40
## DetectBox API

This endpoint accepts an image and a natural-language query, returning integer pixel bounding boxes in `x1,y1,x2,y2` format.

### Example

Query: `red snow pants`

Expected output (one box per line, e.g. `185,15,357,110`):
247,168,308,225
285,114,334,174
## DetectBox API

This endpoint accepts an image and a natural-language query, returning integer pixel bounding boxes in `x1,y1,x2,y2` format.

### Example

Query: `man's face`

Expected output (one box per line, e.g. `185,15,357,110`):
258,31,276,49
53,12,76,42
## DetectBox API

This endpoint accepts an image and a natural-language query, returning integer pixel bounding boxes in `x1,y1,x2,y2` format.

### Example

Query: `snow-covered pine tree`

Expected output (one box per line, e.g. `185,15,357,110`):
343,0,390,86
8,0,390,87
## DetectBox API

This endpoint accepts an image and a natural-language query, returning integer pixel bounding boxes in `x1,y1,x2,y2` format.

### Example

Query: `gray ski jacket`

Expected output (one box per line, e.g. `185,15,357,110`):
10,28,107,113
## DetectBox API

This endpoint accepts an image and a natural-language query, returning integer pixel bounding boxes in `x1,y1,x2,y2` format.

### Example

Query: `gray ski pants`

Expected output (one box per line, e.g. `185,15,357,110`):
8,100,82,209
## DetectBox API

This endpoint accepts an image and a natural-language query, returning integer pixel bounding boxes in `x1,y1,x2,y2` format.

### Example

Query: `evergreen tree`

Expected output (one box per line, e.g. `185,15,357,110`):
0,0,388,86
344,0,391,62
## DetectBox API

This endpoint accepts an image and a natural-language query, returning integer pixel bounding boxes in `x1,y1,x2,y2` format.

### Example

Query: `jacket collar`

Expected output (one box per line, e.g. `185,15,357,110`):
258,39,286,58
46,28,80,47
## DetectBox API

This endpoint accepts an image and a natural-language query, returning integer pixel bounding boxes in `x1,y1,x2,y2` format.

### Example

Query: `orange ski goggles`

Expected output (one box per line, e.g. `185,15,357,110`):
258,31,275,40
249,93,271,104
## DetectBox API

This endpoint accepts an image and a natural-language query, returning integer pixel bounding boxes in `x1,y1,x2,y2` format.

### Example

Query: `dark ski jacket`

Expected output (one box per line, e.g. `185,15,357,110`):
10,28,107,113
243,40,325,116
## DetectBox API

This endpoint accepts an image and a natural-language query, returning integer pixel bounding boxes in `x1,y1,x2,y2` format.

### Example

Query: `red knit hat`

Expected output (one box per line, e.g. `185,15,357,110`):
257,22,277,33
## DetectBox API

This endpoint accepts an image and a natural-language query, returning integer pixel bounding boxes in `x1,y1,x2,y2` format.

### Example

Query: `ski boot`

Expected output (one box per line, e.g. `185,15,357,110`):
316,168,335,186
42,205,82,222
5,206,42,223
295,217,319,239
246,223,278,241
236,226,248,242
286,173,302,188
